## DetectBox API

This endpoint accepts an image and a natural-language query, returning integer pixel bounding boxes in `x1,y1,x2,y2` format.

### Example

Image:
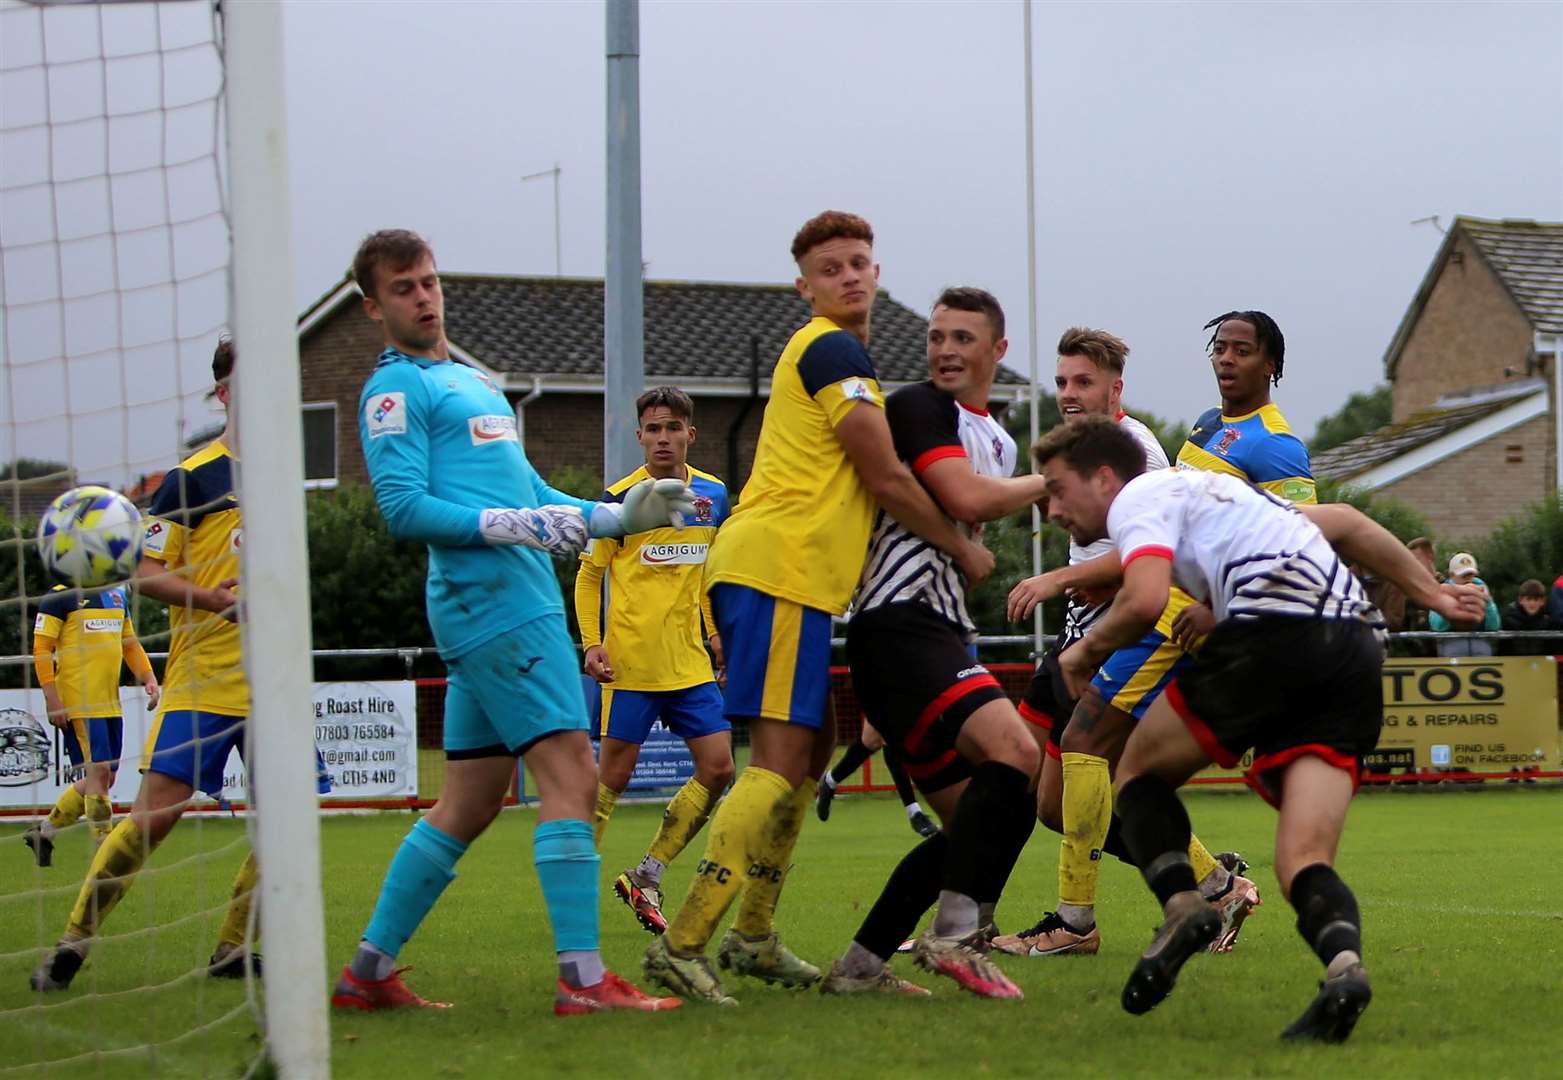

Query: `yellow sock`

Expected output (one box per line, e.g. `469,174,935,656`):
593,783,621,849
84,795,113,846
66,817,158,939
1188,835,1219,885
732,778,813,939
664,766,791,954
1058,753,1112,906
646,777,715,866
217,852,259,948
46,786,86,832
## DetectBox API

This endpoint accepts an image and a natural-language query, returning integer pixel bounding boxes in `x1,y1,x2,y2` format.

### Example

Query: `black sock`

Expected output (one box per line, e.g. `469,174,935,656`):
1103,813,1136,866
1117,775,1196,906
943,761,1036,904
854,832,948,960
830,739,876,785
883,748,918,807
1289,862,1362,969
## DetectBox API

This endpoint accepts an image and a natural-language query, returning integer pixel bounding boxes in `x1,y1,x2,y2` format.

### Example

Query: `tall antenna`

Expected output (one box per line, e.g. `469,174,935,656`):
522,162,563,276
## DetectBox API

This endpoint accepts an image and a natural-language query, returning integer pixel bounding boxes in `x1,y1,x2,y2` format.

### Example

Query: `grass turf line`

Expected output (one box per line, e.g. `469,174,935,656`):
1,787,1560,1077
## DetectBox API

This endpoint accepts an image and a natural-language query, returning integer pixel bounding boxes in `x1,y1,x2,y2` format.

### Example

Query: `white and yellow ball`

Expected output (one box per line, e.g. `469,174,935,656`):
35,485,145,588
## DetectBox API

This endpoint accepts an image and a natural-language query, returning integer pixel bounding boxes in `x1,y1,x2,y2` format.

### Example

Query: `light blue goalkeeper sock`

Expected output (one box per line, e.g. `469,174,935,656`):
534,818,603,986
360,818,467,964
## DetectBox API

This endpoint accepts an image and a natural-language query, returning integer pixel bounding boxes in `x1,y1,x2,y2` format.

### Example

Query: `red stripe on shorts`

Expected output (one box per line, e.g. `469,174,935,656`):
1163,678,1240,769
904,674,1004,755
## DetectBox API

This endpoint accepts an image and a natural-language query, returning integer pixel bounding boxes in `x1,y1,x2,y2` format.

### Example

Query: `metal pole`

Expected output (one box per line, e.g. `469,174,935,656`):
222,1,329,1075
605,0,645,484
1551,332,1563,494
1023,0,1043,654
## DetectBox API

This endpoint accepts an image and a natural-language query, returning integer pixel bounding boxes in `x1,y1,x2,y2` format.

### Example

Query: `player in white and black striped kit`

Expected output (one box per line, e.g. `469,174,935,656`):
820,288,1050,1000
1037,415,1488,1040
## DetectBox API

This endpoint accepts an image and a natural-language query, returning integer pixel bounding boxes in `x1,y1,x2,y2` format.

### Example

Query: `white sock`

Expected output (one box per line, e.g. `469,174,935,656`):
634,854,666,886
904,801,924,821
1198,864,1233,898
931,890,980,939
1056,902,1095,930
820,771,837,790
351,940,396,981
559,949,605,989
1326,950,1361,979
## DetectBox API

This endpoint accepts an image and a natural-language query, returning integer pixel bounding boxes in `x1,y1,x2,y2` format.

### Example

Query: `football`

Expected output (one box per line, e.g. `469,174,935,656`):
35,485,145,588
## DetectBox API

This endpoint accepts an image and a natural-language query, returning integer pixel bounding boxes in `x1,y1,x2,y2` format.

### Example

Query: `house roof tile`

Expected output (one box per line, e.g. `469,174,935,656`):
1460,218,1563,335
305,273,1026,386
1313,396,1523,482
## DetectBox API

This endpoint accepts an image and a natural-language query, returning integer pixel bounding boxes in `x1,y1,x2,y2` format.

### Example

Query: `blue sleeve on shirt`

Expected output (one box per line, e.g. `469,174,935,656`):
1245,431,1313,483
797,330,876,396
37,589,74,620
358,362,483,547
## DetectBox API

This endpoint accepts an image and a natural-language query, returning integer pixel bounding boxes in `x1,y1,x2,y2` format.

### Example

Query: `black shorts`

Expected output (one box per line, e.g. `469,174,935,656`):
1165,618,1384,808
1019,649,1074,760
846,603,1007,794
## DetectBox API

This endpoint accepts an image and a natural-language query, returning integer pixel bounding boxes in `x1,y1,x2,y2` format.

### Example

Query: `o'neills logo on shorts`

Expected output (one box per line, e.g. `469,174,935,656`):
469,414,518,445
640,543,708,566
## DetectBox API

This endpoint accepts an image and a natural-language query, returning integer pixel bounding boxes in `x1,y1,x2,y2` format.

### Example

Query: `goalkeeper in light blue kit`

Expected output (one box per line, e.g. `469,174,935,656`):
331,230,686,1016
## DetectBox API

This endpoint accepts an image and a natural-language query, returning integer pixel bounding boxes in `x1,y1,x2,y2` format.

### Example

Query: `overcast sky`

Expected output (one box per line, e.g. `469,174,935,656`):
282,0,1563,437
3,0,1562,485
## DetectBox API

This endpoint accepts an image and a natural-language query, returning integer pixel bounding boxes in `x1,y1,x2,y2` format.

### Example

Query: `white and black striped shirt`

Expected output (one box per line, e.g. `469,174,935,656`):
852,383,1016,635
1108,469,1384,632
1059,413,1170,648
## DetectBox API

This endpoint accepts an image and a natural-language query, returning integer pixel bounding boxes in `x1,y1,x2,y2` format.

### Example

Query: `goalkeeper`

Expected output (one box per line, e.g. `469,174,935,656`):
330,230,687,1017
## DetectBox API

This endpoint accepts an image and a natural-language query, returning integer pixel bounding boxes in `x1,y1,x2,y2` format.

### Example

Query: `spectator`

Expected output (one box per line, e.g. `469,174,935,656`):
1499,579,1552,656
1430,552,1500,656
1396,537,1441,656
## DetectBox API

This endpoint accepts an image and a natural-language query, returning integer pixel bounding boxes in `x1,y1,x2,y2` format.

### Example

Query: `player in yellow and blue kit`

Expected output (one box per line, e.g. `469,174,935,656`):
577,386,733,935
31,339,276,992
24,584,158,866
643,211,994,1005
329,230,687,1017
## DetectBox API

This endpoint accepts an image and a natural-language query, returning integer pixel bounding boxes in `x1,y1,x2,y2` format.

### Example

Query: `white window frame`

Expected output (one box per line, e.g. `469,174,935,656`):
302,401,338,490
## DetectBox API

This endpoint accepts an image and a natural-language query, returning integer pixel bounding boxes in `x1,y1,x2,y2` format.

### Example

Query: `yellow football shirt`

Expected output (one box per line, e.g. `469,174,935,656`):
33,585,142,719
142,440,248,716
704,316,885,615
576,465,729,692
1176,402,1317,504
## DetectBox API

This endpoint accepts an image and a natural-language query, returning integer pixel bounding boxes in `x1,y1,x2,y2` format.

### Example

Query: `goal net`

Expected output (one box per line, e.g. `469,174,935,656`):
1,0,325,1074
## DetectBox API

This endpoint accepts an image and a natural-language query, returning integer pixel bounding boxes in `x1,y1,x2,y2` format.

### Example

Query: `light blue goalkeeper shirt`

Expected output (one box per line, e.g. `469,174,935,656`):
358,347,596,659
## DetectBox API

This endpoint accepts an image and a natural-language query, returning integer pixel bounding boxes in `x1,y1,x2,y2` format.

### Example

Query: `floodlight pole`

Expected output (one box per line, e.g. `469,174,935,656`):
605,0,645,484
521,163,563,277
1023,0,1044,654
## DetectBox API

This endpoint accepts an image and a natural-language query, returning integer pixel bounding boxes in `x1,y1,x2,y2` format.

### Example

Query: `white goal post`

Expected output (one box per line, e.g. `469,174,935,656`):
223,0,330,1076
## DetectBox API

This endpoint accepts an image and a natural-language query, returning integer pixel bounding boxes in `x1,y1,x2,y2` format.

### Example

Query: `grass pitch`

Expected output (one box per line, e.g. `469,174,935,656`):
3,786,1561,1078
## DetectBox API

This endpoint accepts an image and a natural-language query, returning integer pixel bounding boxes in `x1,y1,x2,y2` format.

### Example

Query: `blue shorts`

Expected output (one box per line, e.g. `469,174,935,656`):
709,584,833,729
142,710,333,798
1090,592,1196,720
443,616,589,757
600,682,729,744
142,710,245,797
65,716,122,771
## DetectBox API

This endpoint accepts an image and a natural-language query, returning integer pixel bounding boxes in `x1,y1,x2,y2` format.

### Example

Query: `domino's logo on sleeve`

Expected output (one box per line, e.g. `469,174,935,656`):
366,392,407,438
143,519,168,555
840,378,872,402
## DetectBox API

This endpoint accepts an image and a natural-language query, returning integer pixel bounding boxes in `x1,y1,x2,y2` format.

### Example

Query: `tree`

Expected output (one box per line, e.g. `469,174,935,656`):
1310,384,1392,454
0,458,69,481
1471,495,1563,606
1315,478,1429,543
305,485,432,657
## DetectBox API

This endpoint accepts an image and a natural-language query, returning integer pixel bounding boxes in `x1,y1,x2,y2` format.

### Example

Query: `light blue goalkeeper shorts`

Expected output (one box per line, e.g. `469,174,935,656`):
442,614,590,758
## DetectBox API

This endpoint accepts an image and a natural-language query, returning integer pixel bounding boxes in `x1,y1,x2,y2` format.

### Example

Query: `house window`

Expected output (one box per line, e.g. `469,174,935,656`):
303,403,337,489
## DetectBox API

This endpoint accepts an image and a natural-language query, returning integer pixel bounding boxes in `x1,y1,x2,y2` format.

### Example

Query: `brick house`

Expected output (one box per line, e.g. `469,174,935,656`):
296,273,1028,495
1313,217,1563,540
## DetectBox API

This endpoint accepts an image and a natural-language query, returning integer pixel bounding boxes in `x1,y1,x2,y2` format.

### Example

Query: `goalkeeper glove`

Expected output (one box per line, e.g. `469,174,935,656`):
476,478,696,559
588,477,697,537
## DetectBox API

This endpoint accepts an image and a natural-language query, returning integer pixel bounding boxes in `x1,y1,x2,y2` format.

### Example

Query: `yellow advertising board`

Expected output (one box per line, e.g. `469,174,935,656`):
1197,655,1559,780
1374,656,1558,772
